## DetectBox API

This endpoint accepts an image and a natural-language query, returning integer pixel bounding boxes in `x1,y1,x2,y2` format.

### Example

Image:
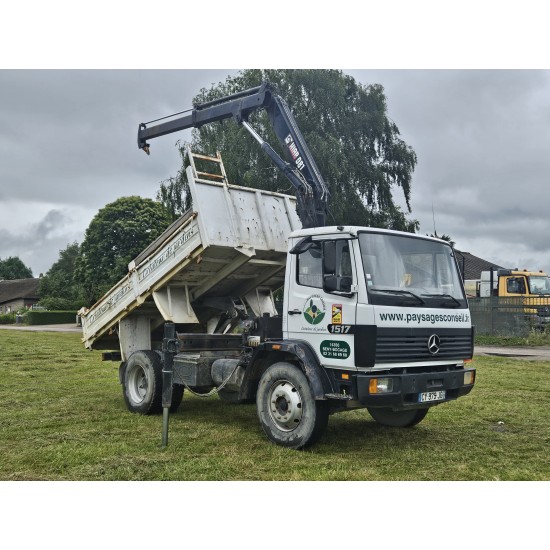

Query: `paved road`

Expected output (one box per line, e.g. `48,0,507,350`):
474,345,550,361
0,323,82,333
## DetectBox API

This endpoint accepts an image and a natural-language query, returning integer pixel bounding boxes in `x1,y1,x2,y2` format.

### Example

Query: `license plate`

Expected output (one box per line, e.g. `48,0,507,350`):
418,390,446,403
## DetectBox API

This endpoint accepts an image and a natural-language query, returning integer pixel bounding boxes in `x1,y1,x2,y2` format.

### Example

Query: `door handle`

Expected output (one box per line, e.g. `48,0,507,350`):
288,309,301,315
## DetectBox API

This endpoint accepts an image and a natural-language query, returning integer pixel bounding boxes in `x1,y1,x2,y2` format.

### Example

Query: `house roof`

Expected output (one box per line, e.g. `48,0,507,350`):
0,278,40,305
455,251,505,280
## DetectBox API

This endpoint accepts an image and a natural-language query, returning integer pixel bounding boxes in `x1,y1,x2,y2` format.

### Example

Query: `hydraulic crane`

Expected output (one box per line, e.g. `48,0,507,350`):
137,81,329,229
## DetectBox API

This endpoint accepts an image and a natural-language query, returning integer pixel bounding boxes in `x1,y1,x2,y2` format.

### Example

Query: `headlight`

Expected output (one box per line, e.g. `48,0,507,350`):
368,377,394,394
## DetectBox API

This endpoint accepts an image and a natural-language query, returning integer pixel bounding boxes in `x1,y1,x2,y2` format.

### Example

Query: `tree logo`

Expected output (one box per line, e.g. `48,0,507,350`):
303,295,326,325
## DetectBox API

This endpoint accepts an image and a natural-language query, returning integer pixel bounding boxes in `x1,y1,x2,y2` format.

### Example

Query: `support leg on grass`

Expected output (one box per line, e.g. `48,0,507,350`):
161,322,177,447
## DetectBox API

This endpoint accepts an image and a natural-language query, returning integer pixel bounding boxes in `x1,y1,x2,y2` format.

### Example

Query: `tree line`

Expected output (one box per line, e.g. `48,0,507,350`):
0,257,33,280
17,70,419,309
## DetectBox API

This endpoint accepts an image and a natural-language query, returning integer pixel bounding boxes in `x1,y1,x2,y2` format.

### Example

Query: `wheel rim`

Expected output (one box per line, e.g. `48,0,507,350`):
128,364,148,404
268,379,303,431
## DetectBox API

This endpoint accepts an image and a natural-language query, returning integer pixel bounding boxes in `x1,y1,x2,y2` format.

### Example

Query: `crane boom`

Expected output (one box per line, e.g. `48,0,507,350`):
137,81,329,228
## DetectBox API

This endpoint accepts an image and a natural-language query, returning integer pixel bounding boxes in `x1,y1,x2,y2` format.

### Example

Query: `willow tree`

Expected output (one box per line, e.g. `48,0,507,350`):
157,69,418,231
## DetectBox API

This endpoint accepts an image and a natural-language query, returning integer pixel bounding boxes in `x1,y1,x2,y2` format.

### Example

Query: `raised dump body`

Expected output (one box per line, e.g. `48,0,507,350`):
81,151,301,355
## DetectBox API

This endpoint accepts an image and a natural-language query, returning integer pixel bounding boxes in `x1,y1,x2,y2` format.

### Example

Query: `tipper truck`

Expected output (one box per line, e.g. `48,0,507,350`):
80,82,475,448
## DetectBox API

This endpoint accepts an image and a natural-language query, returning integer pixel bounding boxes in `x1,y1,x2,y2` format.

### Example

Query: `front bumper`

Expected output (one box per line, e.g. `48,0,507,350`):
355,368,476,409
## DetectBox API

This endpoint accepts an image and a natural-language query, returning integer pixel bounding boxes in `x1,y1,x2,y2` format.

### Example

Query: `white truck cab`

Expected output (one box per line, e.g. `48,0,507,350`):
281,226,474,421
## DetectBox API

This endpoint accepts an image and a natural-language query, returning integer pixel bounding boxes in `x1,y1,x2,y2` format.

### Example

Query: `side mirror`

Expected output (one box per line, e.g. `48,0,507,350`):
289,236,313,255
323,241,336,274
324,275,352,294
322,240,354,295
324,276,338,292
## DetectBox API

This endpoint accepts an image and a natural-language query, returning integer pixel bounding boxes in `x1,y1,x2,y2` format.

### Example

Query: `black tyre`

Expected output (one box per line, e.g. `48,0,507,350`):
122,351,184,415
367,406,429,427
256,362,329,449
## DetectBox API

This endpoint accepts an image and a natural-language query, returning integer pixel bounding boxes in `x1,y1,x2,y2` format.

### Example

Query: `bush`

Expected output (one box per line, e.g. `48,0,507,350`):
525,326,550,346
38,297,83,311
0,313,16,325
25,311,78,325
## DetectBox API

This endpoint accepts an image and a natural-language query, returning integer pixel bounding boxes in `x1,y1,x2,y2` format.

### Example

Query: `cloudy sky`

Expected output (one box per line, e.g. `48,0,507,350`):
1,2,545,543
1,69,544,541
1,68,549,277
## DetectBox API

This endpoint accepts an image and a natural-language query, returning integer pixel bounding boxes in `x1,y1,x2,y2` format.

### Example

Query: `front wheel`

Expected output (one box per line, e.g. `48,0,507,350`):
122,351,184,415
367,406,429,427
256,362,329,449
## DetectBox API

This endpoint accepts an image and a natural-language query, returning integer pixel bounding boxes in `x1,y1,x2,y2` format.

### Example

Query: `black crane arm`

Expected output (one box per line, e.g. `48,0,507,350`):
137,82,328,228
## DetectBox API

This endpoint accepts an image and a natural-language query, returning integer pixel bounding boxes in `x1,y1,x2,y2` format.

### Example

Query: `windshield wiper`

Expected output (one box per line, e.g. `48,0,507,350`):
421,293,462,306
369,288,425,305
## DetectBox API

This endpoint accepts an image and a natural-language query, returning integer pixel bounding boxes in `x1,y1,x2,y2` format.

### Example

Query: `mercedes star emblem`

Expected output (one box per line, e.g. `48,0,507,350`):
428,334,441,355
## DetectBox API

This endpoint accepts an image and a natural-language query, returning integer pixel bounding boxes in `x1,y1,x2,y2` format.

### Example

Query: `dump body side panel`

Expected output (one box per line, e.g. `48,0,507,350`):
81,169,300,350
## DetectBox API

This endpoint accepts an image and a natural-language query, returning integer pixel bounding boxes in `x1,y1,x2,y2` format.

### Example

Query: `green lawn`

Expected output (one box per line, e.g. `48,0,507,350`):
1,329,548,480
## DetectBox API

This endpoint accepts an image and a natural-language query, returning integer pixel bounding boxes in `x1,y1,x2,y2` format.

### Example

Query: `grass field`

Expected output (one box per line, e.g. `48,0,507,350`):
1,329,549,481
476,330,550,347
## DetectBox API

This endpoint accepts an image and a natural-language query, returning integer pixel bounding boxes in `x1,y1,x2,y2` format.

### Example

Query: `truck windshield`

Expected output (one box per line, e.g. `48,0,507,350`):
528,276,550,295
358,232,467,308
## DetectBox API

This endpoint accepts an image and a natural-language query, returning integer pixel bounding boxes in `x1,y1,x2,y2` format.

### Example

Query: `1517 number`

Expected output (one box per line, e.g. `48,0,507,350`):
328,324,353,334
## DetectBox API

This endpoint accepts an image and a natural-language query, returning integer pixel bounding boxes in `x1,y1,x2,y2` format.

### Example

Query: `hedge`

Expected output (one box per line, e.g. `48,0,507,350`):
0,313,16,325
25,311,78,325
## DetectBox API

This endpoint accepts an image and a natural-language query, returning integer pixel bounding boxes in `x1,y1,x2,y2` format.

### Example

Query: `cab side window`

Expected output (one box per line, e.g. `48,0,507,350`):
296,239,354,291
297,242,323,288
323,240,354,294
507,277,526,294
338,242,353,278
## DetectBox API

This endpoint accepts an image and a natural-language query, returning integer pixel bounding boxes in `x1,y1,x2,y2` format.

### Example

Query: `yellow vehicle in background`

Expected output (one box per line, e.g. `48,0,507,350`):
477,269,550,327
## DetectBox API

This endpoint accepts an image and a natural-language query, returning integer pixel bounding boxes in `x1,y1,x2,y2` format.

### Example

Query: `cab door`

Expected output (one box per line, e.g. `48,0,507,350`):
502,276,527,296
284,238,358,370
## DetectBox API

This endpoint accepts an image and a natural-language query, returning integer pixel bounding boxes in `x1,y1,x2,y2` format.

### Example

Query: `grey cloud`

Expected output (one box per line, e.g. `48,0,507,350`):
0,208,81,275
2,69,550,276
0,70,234,208
34,209,66,238
348,69,550,273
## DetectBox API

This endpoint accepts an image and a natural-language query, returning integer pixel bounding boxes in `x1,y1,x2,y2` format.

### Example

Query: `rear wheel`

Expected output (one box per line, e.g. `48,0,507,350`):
256,362,329,449
122,351,183,414
367,407,429,427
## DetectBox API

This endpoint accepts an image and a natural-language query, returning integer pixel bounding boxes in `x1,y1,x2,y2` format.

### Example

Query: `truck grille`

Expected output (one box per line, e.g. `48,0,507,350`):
375,328,473,363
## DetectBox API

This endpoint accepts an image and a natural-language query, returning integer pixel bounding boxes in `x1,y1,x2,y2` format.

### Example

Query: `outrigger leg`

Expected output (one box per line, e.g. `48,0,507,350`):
161,322,177,447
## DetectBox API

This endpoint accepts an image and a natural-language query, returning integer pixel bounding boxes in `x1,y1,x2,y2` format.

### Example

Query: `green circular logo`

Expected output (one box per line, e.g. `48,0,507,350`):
303,296,326,325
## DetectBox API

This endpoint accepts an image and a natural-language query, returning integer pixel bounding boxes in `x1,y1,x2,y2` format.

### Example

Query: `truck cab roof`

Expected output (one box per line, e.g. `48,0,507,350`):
290,226,449,244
